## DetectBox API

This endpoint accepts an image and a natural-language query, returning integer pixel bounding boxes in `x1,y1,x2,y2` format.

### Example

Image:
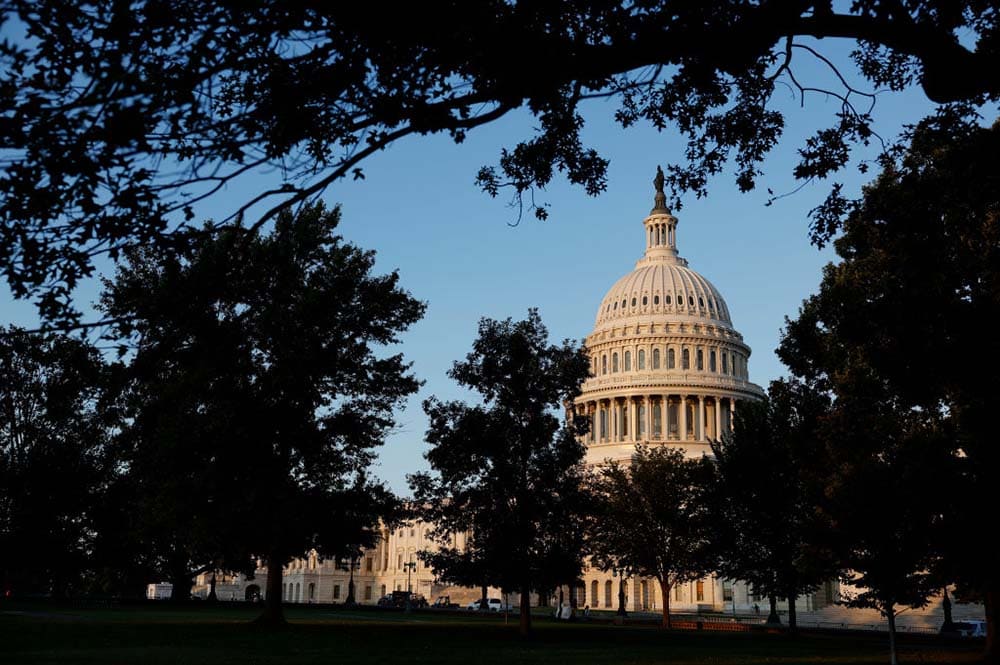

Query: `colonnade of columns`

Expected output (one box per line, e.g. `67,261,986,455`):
577,394,736,444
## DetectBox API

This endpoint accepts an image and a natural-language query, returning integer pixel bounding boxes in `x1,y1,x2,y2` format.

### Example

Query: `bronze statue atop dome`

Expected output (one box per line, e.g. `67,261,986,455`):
651,165,668,213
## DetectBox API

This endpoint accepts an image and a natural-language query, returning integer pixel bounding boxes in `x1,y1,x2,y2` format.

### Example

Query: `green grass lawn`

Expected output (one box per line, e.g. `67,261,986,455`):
0,602,982,665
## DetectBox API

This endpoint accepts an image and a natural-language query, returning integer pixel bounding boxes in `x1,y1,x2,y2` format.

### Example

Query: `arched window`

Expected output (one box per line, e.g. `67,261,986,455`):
622,299,627,309
654,295,660,305
624,351,631,371
688,296,695,306
591,580,599,607
602,355,607,374
710,350,717,372
699,296,704,307
722,352,729,374
696,580,705,601
682,348,690,370
667,348,676,369
638,349,645,369
605,581,613,608
697,349,704,370
577,585,586,607
637,404,645,437
665,294,672,305
642,296,648,306
652,402,662,438
652,348,661,369
631,297,637,307
612,353,619,372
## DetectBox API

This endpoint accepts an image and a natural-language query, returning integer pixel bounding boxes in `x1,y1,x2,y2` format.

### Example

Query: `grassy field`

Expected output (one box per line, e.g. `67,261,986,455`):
0,602,983,665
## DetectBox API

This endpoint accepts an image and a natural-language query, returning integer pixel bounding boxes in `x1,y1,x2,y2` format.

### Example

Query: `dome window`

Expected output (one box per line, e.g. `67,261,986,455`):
688,296,694,306
682,348,690,370
721,353,728,374
652,348,661,369
654,295,660,305
698,297,704,307
642,296,648,306
613,301,618,310
665,295,671,305
710,350,717,372
667,348,676,369
624,351,631,371
612,353,619,373
631,297,636,307
638,349,645,370
622,299,627,309
696,349,704,371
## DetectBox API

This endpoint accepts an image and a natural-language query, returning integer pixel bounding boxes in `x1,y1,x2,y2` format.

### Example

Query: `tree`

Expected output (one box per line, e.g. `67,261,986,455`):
709,379,833,630
100,201,423,622
587,444,715,629
409,309,591,636
778,110,1000,661
2,2,999,324
0,328,114,596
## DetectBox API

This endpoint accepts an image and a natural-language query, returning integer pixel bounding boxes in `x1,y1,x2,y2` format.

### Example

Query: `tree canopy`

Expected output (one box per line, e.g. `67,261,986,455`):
2,1,999,324
587,444,715,628
778,110,1000,661
101,202,423,621
709,379,833,630
0,327,114,596
410,309,591,636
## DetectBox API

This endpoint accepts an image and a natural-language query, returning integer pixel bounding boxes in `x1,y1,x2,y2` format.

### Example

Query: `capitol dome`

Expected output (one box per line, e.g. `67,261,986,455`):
573,168,764,466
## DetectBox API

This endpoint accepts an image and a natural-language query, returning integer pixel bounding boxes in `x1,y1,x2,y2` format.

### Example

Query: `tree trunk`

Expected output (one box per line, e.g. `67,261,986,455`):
985,586,999,665
659,578,672,629
787,591,798,633
479,583,488,611
168,563,193,602
887,608,898,665
767,593,780,624
519,583,532,637
254,551,286,626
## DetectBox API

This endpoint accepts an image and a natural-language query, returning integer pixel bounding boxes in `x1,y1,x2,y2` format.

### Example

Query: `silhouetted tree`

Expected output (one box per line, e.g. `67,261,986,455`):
779,110,1000,661
2,2,999,324
0,328,114,596
101,201,422,622
709,380,834,630
410,310,591,636
587,445,715,629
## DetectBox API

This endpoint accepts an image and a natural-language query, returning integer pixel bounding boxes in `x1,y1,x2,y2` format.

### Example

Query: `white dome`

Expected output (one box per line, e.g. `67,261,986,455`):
595,258,732,330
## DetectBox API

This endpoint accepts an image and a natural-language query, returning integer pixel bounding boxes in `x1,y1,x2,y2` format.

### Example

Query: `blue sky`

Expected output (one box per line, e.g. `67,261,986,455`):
1,38,941,493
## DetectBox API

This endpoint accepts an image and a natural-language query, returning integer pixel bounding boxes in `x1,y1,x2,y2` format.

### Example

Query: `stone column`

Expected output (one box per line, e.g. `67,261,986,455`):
679,395,687,442
729,399,736,435
714,397,722,441
697,395,705,442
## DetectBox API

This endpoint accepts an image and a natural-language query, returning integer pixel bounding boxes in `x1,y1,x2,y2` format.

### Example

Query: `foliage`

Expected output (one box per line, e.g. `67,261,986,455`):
2,2,1000,323
410,309,591,635
0,328,114,596
587,444,715,628
709,380,833,628
100,201,422,618
778,111,1000,661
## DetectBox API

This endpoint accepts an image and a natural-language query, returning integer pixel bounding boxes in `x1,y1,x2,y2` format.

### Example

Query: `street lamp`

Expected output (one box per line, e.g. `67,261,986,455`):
338,555,360,606
617,571,628,618
403,555,418,612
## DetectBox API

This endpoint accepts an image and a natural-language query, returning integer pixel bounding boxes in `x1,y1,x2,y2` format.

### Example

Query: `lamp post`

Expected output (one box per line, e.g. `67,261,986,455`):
403,556,417,612
338,555,360,606
617,570,628,618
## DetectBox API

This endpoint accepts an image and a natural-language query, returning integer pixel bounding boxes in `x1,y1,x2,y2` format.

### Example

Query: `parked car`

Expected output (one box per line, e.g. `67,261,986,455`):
433,595,459,609
465,598,510,612
377,591,427,608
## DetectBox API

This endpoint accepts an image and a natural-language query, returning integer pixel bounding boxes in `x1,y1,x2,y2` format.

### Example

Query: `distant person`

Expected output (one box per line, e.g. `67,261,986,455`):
753,603,760,616
584,605,591,620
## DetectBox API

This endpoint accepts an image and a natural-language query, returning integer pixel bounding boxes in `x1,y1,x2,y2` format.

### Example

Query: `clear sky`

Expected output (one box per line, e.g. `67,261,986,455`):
1,38,940,494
